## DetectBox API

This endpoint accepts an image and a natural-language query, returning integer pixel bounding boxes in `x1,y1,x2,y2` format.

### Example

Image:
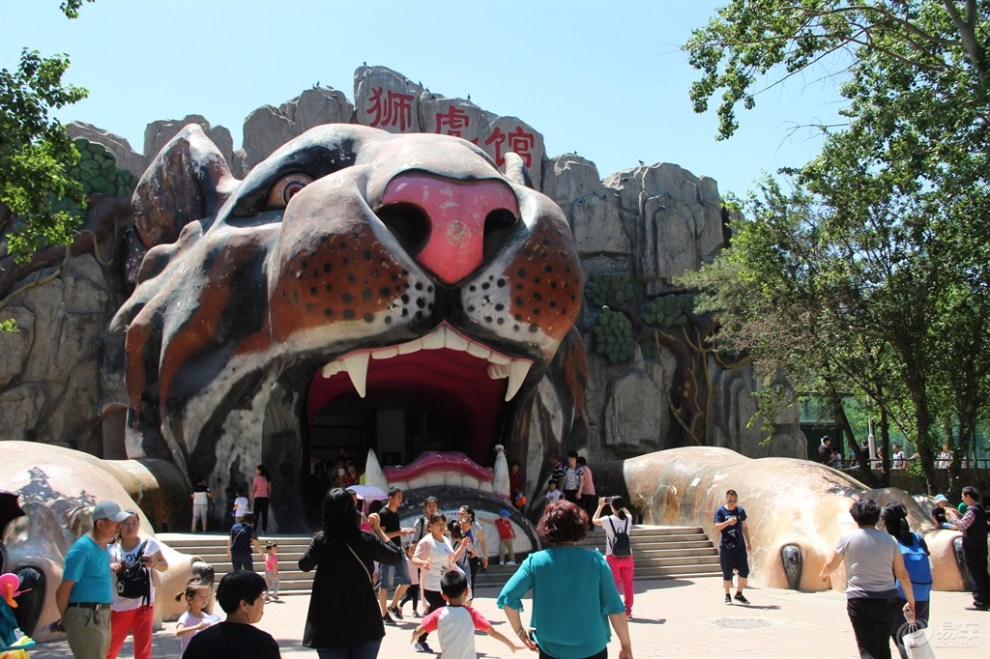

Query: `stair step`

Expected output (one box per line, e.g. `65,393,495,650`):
158,527,721,593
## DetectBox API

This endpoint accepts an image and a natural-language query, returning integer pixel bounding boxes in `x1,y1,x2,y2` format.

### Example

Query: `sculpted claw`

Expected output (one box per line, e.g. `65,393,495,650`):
780,544,803,591
952,535,975,590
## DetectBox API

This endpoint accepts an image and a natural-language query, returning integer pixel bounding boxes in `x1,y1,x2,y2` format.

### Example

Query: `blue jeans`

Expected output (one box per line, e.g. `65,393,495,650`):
316,638,382,659
378,555,410,591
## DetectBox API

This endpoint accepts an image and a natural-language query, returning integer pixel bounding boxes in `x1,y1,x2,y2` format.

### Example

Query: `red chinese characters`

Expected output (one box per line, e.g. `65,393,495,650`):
484,126,536,168
429,105,538,169
366,87,415,131
434,106,471,136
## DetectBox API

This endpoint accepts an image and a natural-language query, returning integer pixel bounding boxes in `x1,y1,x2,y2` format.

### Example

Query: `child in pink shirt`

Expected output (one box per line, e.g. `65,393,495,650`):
264,542,279,601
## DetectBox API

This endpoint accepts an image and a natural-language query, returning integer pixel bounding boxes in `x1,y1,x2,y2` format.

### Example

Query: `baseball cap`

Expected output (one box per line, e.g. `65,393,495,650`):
92,500,131,522
499,509,511,517
934,494,948,504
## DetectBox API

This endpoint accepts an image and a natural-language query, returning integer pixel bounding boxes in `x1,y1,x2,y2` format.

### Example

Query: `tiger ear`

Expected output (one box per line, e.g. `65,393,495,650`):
132,125,238,249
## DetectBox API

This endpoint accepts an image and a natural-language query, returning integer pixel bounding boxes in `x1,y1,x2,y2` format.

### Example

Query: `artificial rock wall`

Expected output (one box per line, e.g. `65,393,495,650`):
0,65,805,464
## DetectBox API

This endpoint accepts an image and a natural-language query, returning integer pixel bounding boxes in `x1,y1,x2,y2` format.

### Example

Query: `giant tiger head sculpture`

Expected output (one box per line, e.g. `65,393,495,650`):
109,124,584,522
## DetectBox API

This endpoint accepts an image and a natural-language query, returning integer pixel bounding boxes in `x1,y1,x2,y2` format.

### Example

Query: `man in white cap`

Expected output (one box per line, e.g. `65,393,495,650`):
53,500,131,659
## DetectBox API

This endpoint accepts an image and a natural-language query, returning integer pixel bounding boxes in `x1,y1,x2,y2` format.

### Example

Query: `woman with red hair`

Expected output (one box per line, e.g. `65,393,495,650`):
497,500,633,659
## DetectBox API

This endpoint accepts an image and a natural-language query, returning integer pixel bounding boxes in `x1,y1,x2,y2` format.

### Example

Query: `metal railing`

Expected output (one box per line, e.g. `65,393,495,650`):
832,457,990,471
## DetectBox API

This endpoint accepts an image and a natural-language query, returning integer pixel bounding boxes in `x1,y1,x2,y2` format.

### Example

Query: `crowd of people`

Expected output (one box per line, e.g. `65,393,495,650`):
817,436,976,472
49,455,988,659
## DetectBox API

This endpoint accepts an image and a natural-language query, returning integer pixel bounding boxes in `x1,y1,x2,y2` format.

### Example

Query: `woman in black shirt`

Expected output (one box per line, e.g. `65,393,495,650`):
299,488,402,658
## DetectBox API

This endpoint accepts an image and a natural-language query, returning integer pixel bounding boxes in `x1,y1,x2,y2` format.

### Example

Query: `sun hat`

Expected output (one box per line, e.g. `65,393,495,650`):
934,494,948,504
92,500,131,522
499,509,511,517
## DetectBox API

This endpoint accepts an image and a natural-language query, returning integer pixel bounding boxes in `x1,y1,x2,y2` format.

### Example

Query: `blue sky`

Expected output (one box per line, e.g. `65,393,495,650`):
0,0,847,197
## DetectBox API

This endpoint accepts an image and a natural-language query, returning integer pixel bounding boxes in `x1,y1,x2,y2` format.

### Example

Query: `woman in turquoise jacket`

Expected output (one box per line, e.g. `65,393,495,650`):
881,503,933,659
498,500,633,659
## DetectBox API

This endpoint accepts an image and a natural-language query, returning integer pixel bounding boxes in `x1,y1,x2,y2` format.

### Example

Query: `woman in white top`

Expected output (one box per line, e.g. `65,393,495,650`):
592,496,635,617
411,512,470,653
107,512,169,659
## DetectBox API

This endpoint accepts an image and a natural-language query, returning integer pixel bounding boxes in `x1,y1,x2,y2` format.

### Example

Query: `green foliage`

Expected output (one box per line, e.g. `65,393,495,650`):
585,274,636,308
685,1,988,141
67,138,138,198
683,1,990,490
642,294,694,327
1,4,94,266
1,48,88,264
591,307,636,364
0,318,19,333
60,0,95,19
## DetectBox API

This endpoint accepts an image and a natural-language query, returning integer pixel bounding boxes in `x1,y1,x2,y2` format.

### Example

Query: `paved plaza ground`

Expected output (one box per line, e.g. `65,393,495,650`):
25,575,989,658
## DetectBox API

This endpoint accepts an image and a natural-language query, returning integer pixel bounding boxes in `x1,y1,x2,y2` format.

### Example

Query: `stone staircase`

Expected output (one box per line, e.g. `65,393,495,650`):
161,524,720,596
474,525,721,588
161,533,315,595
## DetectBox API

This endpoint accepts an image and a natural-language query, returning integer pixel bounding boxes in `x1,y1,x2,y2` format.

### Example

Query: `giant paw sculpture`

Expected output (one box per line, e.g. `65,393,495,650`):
600,447,965,591
0,442,213,639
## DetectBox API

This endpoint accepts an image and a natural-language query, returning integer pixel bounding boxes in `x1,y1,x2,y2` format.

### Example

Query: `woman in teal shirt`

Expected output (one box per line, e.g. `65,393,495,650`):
497,500,633,659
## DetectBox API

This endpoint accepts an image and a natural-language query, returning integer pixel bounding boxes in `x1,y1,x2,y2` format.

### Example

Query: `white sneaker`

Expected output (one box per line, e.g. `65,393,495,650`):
505,561,515,566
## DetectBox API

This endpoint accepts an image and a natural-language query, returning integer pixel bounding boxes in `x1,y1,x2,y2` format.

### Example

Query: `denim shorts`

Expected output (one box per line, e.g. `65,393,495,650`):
378,552,410,590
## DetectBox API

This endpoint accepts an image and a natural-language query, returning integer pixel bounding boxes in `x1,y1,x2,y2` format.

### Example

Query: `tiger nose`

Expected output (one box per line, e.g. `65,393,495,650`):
378,172,519,284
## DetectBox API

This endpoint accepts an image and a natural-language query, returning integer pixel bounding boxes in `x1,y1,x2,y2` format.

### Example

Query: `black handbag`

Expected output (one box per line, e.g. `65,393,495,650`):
115,540,151,605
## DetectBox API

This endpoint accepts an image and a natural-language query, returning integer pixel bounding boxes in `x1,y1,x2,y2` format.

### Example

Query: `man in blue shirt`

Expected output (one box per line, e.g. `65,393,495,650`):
714,489,753,605
54,500,130,659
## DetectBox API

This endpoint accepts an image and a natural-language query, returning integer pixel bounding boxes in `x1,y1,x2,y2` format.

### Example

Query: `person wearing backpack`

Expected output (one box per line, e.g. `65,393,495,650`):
714,489,753,605
881,503,932,659
107,511,168,659
593,496,635,617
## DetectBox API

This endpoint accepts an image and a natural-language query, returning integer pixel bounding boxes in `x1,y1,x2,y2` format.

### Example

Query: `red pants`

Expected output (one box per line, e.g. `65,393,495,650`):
606,554,635,615
107,605,153,659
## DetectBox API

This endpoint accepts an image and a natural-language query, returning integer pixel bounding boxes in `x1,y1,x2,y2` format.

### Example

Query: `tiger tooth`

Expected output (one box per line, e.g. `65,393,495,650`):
422,327,445,350
322,361,343,378
487,352,511,366
466,342,491,359
397,338,423,355
504,360,531,401
371,346,399,360
444,329,469,351
342,352,370,398
487,363,509,379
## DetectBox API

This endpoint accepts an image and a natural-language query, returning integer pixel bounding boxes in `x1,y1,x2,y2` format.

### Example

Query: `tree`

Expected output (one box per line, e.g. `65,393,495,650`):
0,1,94,265
686,1,987,140
0,49,88,263
684,0,990,493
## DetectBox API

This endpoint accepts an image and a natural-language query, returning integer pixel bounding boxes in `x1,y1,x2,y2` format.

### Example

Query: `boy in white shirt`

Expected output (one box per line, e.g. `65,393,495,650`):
411,571,519,658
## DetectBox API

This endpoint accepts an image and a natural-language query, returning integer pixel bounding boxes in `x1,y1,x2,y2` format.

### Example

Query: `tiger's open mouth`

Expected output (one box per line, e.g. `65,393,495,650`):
307,324,533,461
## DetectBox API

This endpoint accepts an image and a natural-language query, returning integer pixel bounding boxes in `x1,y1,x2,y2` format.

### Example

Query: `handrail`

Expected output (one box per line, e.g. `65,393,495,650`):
833,457,990,471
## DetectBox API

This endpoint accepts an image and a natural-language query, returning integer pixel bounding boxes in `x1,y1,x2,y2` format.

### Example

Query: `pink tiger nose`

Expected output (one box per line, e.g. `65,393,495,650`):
380,173,519,284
